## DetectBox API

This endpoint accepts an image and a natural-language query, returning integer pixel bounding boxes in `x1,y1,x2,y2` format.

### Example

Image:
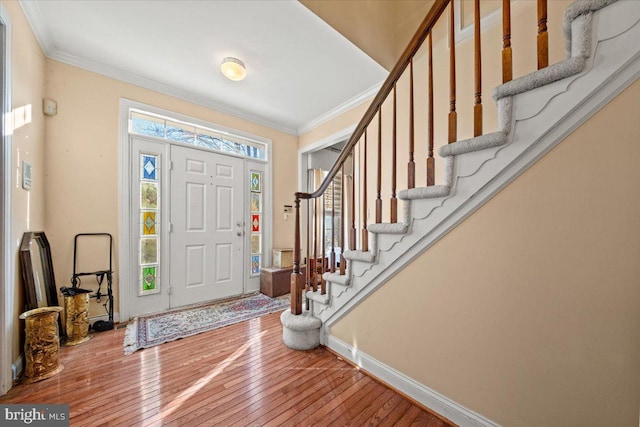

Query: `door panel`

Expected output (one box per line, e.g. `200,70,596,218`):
186,183,206,231
185,245,205,287
170,145,244,307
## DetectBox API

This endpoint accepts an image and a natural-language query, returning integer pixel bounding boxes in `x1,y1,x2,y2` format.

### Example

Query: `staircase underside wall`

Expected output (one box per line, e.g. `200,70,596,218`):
330,79,640,426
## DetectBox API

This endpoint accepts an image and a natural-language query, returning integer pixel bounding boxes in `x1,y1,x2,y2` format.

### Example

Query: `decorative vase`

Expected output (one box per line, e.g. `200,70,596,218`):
19,306,64,384
62,293,91,346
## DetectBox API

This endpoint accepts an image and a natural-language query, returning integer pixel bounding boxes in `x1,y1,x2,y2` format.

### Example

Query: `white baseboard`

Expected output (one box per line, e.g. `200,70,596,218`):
327,336,501,427
11,354,23,381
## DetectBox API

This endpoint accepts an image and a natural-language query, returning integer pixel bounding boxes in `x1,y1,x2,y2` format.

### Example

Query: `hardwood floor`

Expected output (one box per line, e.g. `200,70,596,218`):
1,311,454,426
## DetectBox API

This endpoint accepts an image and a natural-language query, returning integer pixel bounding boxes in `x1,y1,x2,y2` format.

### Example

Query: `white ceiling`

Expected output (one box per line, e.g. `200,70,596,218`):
19,0,388,135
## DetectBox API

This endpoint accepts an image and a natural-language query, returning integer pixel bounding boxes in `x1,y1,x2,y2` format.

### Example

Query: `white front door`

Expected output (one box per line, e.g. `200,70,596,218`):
169,145,244,307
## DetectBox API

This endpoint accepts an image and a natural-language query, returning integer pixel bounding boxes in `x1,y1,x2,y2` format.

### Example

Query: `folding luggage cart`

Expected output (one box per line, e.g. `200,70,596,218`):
70,233,114,331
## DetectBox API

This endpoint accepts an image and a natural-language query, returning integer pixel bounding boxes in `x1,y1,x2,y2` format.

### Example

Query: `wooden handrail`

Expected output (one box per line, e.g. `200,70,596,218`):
294,0,450,202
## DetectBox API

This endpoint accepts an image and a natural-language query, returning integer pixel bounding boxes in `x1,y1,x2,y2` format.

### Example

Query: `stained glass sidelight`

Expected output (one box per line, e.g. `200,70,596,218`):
250,170,263,277
139,153,160,295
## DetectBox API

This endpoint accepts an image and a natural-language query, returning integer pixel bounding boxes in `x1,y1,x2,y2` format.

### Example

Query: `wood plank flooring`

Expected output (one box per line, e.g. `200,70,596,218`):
0,311,454,426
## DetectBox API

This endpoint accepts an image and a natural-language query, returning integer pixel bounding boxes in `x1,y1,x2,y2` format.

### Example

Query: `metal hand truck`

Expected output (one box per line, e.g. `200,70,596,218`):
70,233,114,331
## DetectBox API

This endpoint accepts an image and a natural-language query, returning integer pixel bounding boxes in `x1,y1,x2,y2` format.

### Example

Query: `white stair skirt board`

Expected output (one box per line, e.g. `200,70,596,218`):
328,336,500,427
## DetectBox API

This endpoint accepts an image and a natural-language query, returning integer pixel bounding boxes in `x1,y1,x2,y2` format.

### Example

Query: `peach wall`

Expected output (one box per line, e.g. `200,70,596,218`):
2,0,47,362
331,80,640,426
44,60,298,318
301,0,436,72
300,0,399,71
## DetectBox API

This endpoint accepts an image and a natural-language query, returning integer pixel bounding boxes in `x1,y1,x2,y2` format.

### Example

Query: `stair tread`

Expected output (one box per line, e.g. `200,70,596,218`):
398,185,450,201
439,131,508,158
367,223,408,234
306,290,329,305
343,250,376,263
323,271,350,286
493,56,586,101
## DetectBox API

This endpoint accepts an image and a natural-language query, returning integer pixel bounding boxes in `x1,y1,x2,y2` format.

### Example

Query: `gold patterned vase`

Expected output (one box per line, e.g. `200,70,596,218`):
63,293,91,346
19,306,64,384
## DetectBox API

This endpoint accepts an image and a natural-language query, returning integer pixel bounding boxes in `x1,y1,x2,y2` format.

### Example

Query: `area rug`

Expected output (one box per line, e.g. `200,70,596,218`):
123,293,289,355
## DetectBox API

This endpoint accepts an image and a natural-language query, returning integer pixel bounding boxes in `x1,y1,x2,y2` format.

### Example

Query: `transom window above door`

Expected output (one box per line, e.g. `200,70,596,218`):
129,109,267,160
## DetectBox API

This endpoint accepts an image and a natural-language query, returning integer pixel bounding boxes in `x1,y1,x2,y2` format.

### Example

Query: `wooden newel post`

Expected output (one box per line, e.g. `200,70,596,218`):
291,195,304,315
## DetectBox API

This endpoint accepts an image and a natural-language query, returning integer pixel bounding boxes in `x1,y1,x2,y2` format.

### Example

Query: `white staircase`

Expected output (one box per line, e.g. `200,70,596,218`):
305,0,640,349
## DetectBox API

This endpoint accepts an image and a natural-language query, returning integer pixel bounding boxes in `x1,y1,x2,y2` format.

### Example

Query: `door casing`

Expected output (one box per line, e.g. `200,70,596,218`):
119,99,272,321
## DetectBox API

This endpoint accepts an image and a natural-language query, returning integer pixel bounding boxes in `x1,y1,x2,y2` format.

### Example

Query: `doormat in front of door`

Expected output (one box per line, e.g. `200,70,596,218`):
123,293,289,355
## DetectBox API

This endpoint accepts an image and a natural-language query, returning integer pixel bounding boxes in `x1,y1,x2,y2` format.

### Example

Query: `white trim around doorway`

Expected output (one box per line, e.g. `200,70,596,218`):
0,5,12,395
297,125,354,193
118,99,273,321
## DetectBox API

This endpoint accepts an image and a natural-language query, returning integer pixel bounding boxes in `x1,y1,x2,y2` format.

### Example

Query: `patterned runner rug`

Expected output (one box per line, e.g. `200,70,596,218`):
123,293,289,355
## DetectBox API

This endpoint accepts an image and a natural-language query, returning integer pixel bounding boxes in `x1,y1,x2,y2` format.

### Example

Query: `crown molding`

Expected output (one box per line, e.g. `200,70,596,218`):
18,0,54,54
298,81,382,135
48,49,299,135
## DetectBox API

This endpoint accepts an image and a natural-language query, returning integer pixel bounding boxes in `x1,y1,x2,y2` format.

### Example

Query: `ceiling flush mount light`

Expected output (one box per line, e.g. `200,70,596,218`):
221,57,246,81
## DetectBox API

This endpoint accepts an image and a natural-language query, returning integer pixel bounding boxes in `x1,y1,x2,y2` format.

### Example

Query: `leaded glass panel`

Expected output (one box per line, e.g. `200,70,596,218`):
251,235,261,255
142,211,156,235
250,193,261,213
251,255,260,275
141,183,158,209
142,266,157,292
141,238,158,265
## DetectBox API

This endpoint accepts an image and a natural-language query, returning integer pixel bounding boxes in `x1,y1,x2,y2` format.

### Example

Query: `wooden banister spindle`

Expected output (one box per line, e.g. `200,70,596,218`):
537,0,548,69
448,0,457,144
473,0,482,137
502,0,513,83
321,193,326,295
427,30,435,186
313,197,318,292
290,197,303,315
330,178,336,273
340,164,346,275
304,197,313,310
362,131,369,252
376,108,382,224
349,149,356,253
391,85,398,222
408,58,415,188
